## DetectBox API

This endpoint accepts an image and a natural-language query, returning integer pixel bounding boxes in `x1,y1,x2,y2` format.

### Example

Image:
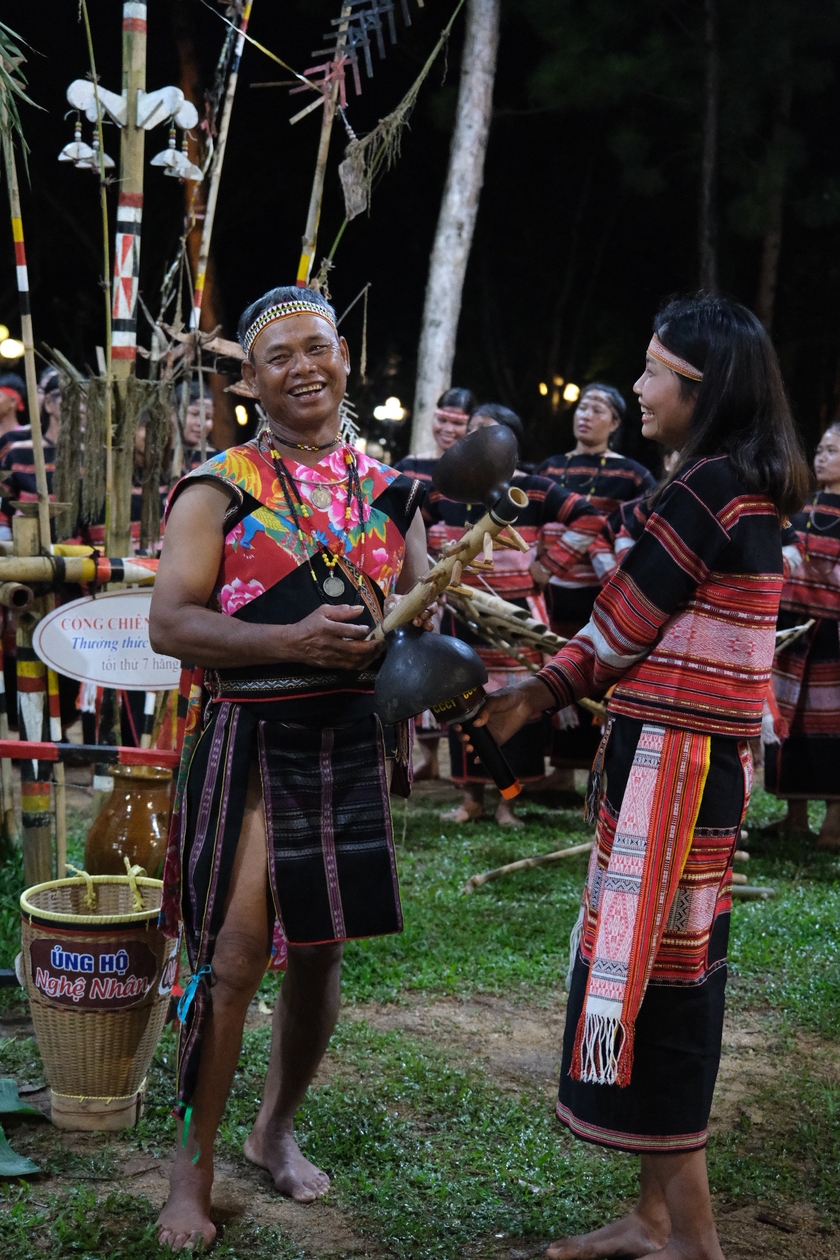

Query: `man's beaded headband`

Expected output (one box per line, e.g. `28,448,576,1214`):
243,300,338,357
647,334,703,382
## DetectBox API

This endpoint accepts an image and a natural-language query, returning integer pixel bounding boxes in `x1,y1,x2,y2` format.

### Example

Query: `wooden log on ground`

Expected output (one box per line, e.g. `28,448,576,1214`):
731,885,776,900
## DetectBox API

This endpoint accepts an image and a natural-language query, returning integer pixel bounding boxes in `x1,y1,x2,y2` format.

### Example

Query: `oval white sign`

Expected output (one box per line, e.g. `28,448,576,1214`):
32,590,181,690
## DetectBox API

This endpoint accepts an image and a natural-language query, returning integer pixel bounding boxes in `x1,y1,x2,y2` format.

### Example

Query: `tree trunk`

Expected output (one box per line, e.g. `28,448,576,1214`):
409,0,501,454
698,0,719,292
755,72,793,333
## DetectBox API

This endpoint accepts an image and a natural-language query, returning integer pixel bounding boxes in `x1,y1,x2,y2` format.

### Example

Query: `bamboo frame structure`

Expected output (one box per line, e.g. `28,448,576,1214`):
296,3,352,287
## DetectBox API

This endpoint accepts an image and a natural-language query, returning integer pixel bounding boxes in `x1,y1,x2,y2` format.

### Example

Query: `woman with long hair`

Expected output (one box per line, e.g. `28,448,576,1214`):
467,294,809,1260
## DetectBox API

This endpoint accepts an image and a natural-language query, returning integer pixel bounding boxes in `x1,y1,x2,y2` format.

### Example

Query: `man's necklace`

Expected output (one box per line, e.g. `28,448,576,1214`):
265,437,366,598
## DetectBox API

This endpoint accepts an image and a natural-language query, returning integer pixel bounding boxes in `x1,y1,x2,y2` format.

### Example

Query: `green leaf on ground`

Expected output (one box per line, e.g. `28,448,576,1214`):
0,1124,39,1177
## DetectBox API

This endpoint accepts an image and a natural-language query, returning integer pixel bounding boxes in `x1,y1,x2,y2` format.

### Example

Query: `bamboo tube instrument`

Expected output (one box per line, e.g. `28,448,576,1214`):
374,426,530,799
0,557,157,586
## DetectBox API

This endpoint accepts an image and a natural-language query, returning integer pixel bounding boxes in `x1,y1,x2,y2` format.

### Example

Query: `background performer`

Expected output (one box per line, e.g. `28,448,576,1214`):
534,385,656,789
426,402,602,825
467,294,808,1260
150,285,430,1251
765,422,840,847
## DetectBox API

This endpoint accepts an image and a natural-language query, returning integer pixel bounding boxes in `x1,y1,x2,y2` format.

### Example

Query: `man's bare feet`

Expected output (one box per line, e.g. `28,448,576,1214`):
495,801,524,827
244,1124,330,1202
157,1159,216,1252
545,1209,670,1259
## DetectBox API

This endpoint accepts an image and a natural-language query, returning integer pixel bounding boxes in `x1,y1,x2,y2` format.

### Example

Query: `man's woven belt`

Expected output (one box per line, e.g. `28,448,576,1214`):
207,669,380,697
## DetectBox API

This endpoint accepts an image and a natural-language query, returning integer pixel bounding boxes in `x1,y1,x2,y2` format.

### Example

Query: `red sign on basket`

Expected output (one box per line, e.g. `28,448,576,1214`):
29,938,159,1009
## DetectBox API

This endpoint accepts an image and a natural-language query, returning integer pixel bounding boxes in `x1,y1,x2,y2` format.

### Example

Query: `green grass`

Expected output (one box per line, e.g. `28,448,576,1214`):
0,782,838,1257
0,1186,305,1260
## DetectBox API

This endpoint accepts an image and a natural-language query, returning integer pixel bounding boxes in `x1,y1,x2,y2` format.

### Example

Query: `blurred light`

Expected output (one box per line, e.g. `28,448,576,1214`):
354,437,368,454
552,374,564,387
551,388,561,410
538,382,549,397
373,395,405,421
563,383,580,402
0,324,9,343
0,338,24,360
234,404,249,426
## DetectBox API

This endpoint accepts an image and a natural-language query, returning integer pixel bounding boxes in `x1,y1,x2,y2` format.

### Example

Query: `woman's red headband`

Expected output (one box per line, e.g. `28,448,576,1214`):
647,335,703,382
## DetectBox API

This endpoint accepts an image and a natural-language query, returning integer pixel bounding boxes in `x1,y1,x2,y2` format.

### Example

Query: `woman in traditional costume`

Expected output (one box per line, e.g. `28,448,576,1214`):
151,286,431,1251
534,385,656,787
468,294,808,1260
765,423,840,847
395,387,477,779
426,403,603,825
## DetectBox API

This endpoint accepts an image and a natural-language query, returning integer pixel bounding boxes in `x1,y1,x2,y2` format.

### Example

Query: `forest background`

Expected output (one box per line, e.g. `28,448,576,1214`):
4,0,840,467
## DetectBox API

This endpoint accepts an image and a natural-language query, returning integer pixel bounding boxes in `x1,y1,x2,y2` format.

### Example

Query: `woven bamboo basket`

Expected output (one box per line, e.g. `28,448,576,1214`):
20,873,179,1131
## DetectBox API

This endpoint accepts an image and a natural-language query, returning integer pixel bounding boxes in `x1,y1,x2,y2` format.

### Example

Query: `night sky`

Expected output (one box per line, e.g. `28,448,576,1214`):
3,0,840,466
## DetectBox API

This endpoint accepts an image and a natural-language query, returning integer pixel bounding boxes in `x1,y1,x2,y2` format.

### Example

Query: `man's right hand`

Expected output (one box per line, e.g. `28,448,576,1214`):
282,604,382,669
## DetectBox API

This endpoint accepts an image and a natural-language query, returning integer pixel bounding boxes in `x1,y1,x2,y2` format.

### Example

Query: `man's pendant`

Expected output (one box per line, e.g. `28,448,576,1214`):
322,575,346,598
310,486,332,510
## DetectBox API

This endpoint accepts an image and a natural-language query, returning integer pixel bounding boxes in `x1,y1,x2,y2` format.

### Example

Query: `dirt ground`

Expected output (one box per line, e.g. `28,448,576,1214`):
6,992,837,1259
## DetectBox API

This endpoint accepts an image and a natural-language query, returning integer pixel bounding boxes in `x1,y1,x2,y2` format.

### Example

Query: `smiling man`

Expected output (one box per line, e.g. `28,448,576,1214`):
150,285,429,1251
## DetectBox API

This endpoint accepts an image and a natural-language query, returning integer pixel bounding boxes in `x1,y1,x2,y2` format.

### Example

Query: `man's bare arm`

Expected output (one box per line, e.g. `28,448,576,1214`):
149,482,380,669
395,509,431,594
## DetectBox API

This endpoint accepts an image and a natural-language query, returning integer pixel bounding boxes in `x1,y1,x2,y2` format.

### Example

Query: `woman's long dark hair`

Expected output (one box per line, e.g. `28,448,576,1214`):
654,294,809,517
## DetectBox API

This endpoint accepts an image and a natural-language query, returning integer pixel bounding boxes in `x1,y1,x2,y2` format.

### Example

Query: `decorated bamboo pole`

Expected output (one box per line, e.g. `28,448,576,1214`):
296,2,352,287
0,138,51,554
110,2,148,557
46,668,66,879
0,637,18,847
0,555,156,584
13,517,52,886
0,28,62,876
192,1,253,329
1,136,73,881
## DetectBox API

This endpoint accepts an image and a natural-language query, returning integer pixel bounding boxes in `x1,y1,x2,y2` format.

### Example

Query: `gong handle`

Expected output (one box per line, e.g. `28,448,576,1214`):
460,719,522,800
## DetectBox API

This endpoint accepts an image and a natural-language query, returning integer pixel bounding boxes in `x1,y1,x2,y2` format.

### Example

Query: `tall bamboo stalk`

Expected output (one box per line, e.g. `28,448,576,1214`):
79,0,115,552
192,1,253,329
296,3,352,288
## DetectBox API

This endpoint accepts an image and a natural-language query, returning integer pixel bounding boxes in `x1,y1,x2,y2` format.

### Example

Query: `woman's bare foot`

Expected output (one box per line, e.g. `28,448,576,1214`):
412,742,440,781
817,801,840,849
244,1124,330,1202
157,1159,216,1252
769,800,814,836
495,801,524,828
441,800,484,824
545,1208,670,1259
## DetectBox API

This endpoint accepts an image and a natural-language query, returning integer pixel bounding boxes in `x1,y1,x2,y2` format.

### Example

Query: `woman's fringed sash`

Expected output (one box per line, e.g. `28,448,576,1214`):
572,723,711,1087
